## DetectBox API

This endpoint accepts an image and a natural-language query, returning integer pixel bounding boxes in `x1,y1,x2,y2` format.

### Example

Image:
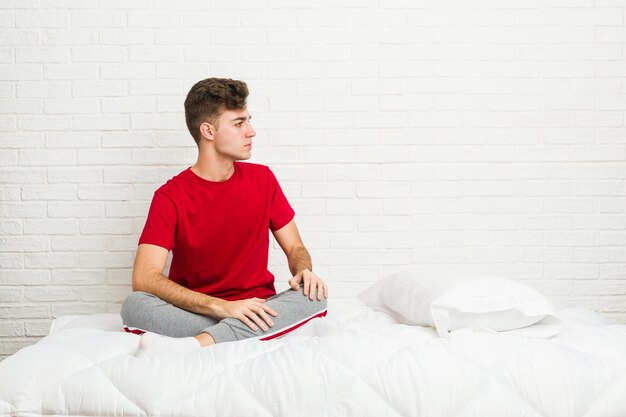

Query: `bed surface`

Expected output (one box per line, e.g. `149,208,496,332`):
1,297,625,417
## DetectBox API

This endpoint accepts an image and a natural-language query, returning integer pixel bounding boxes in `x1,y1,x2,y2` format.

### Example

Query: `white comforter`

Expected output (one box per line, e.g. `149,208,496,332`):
1,298,625,417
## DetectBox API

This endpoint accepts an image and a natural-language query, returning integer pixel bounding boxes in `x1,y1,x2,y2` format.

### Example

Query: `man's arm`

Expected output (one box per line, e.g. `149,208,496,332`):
272,219,328,300
287,246,312,276
132,243,225,319
133,243,278,332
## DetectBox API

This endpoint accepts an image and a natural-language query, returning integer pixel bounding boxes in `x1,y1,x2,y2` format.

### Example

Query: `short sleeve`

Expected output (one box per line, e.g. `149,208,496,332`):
138,191,177,251
268,168,295,231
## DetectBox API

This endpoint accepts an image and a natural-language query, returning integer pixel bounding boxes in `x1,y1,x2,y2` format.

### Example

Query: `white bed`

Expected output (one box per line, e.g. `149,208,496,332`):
1,292,626,417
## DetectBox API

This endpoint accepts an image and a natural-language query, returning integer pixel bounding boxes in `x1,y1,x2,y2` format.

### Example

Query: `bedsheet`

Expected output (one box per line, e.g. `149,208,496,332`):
1,298,625,417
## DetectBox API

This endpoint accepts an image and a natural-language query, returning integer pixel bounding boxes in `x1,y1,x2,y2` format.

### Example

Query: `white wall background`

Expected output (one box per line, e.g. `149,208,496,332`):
1,0,626,359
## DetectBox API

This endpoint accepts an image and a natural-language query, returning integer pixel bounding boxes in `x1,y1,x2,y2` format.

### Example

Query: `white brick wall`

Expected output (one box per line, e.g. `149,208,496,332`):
2,0,626,359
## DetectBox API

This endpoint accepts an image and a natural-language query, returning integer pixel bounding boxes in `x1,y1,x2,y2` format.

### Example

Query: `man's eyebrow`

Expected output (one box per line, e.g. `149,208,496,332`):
230,115,252,123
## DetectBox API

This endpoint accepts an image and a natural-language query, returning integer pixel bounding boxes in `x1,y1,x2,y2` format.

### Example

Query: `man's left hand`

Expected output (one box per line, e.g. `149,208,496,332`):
288,269,328,301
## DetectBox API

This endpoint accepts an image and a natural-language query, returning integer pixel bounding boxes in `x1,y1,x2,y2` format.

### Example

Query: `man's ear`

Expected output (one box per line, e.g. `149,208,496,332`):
199,122,215,141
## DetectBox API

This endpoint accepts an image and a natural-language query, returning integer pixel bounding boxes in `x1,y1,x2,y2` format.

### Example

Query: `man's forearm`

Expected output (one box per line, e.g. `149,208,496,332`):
137,271,224,318
288,246,313,276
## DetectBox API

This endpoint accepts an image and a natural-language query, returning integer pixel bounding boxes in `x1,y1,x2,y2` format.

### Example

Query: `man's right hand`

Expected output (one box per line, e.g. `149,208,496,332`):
213,298,278,333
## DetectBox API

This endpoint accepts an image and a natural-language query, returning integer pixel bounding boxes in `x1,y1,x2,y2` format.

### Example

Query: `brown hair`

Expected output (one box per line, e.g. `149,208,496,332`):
184,78,249,146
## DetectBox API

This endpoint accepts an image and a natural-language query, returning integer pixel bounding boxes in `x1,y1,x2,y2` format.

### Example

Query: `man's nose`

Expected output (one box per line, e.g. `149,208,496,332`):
247,125,256,137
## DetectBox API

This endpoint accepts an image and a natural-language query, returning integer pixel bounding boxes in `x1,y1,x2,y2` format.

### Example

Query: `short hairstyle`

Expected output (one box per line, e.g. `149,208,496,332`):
184,78,249,146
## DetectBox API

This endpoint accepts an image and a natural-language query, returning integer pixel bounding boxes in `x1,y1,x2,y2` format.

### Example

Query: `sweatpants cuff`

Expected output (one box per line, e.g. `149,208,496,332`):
202,322,237,344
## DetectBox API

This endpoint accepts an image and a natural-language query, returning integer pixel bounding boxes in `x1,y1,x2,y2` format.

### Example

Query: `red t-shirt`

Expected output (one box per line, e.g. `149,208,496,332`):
138,162,295,301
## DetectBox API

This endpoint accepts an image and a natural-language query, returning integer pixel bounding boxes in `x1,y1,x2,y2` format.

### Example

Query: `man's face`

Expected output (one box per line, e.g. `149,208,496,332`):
211,108,255,161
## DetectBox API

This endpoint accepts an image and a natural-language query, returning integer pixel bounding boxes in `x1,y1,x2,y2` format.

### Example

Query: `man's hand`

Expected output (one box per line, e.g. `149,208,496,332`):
213,298,278,333
288,269,328,301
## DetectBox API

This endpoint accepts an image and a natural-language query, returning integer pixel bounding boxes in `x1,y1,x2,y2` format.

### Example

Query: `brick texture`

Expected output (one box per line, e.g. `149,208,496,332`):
1,1,626,359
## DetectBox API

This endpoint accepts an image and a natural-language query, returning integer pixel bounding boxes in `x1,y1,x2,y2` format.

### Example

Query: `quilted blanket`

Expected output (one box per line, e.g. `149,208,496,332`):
1,298,625,417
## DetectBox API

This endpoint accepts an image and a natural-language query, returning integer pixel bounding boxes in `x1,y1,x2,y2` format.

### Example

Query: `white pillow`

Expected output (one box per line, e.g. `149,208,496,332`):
356,270,560,337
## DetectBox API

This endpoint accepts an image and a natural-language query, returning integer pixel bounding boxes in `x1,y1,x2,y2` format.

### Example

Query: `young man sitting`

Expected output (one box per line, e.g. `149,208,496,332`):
120,78,328,356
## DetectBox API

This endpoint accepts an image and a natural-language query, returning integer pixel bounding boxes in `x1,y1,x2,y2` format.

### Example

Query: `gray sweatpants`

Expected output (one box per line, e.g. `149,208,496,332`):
120,286,328,344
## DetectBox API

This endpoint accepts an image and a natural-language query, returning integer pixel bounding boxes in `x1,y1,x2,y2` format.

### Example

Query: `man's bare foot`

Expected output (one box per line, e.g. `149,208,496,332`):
195,332,215,347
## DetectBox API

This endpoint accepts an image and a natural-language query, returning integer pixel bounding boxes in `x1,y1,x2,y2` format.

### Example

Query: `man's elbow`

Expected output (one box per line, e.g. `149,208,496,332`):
131,278,142,293
131,270,147,293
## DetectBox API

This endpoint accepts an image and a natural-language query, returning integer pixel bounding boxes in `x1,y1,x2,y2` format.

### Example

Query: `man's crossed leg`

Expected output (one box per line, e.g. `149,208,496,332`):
120,286,328,356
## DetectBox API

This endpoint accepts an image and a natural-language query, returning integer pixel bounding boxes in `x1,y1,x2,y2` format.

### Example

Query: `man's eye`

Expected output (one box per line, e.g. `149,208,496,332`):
236,122,243,127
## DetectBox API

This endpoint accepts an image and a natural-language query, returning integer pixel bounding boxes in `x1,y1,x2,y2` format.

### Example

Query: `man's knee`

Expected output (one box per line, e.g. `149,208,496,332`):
295,286,327,313
217,288,327,338
120,291,153,325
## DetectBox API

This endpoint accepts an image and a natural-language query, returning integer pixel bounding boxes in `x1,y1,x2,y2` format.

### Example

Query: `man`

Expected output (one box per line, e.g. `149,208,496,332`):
120,78,328,356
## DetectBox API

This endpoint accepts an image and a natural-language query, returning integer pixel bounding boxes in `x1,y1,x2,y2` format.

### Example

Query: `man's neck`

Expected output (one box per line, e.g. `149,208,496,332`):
190,158,235,182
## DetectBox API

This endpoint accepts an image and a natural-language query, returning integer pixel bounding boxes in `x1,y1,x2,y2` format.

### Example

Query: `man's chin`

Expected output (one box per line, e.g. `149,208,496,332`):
236,153,252,161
